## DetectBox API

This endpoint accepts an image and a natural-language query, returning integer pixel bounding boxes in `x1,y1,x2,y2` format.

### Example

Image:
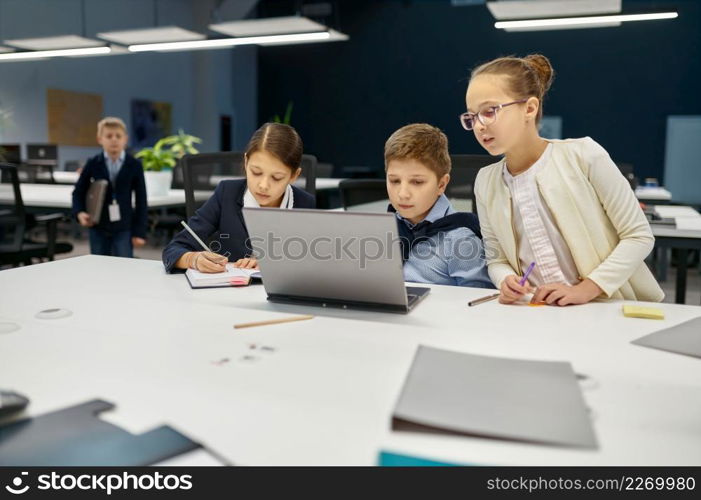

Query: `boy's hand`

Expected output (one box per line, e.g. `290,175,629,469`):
193,251,228,273
77,211,93,227
499,275,533,304
233,257,259,270
532,279,602,306
132,237,146,248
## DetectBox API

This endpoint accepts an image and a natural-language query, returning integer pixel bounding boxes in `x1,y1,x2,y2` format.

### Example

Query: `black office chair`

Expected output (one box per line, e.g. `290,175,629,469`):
181,152,245,219
0,164,73,267
338,179,388,210
447,154,495,214
615,162,637,190
149,161,187,244
299,154,317,197
17,164,55,184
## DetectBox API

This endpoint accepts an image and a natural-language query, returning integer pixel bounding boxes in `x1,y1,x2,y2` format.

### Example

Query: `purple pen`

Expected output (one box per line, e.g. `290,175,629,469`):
519,261,536,286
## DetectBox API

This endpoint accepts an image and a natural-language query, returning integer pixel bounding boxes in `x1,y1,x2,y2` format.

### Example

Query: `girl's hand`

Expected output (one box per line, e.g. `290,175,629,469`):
233,257,259,270
192,251,228,273
131,237,146,248
532,279,603,306
499,275,534,304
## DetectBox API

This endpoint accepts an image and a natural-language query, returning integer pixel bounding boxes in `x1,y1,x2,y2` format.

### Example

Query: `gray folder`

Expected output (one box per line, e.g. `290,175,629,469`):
86,179,108,224
392,346,598,449
632,316,701,359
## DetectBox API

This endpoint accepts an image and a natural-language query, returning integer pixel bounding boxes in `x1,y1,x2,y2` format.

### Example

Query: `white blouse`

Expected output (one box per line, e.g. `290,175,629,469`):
502,144,580,286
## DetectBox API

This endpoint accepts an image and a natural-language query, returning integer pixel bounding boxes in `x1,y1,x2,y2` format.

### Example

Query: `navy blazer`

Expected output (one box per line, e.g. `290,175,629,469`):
162,179,316,273
72,153,148,238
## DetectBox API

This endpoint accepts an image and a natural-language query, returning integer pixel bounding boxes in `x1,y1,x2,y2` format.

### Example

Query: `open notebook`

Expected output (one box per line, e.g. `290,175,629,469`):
185,264,260,289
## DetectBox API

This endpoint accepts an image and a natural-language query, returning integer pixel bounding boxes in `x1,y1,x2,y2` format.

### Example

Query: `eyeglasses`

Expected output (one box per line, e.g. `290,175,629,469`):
459,99,528,131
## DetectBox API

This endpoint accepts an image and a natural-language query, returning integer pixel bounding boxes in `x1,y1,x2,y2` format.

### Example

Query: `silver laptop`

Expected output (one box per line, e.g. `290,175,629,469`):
242,208,430,313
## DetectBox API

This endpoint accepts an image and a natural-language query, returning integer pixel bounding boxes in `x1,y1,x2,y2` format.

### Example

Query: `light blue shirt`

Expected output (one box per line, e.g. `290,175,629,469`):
395,195,495,289
104,150,125,185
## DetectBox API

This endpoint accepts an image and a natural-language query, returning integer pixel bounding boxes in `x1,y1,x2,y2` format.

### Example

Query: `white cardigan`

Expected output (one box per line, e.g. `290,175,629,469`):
474,137,664,302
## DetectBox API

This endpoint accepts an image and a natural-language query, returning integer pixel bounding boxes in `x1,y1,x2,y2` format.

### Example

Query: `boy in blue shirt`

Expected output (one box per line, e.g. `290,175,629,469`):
72,117,147,257
384,123,493,288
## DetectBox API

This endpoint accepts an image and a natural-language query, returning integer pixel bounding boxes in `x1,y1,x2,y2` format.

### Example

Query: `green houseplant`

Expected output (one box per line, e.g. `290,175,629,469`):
272,101,293,125
135,138,176,172
136,130,201,196
159,128,202,159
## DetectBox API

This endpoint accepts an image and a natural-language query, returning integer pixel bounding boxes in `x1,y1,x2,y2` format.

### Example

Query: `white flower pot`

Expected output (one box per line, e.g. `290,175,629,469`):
144,170,173,198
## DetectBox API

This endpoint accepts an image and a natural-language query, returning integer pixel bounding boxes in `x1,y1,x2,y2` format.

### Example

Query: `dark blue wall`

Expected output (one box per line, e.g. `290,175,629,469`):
258,0,701,181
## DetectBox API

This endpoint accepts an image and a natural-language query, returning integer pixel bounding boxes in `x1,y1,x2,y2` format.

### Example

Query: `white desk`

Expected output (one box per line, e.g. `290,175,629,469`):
208,176,344,192
650,207,701,304
635,186,672,202
0,184,212,211
1,256,700,465
52,171,79,185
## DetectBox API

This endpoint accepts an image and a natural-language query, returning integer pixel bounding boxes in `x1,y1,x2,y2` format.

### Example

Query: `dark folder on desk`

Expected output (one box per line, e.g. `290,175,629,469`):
632,316,701,359
0,399,200,466
392,346,598,449
86,179,108,224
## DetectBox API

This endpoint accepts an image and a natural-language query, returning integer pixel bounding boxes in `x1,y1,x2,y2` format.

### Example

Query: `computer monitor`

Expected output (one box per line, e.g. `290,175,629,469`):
0,144,21,165
26,144,58,167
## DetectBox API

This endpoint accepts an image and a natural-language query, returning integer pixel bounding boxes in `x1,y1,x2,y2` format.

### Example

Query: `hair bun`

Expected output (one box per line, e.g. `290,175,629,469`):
524,54,554,94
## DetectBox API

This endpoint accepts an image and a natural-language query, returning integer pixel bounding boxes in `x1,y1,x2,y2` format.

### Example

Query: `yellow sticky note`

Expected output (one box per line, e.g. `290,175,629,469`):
622,305,665,320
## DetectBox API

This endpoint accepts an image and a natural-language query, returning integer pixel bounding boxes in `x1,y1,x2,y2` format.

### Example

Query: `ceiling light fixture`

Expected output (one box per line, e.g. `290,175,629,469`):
128,31,331,52
495,11,678,30
0,46,111,61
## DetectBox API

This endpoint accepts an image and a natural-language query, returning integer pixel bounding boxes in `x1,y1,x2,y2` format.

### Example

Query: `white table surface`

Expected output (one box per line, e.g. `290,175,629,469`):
651,205,701,239
635,187,672,201
52,171,79,184
209,176,343,191
0,184,211,210
1,256,700,465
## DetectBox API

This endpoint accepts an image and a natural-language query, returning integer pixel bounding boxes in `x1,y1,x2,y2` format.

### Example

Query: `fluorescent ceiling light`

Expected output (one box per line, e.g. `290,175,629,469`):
487,0,621,20
502,22,621,32
97,26,205,45
0,46,111,61
3,35,104,50
258,28,348,45
495,11,678,30
128,31,332,52
209,16,327,37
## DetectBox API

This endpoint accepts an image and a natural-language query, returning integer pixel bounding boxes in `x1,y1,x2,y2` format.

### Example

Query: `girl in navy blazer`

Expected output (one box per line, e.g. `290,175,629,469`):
162,123,315,273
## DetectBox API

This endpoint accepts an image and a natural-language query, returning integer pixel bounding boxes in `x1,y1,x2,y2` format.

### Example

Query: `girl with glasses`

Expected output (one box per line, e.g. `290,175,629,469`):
464,54,663,306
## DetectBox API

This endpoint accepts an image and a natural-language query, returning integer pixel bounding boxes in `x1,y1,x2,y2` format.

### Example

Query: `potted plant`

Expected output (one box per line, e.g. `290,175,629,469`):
159,129,202,159
136,130,201,197
272,101,293,125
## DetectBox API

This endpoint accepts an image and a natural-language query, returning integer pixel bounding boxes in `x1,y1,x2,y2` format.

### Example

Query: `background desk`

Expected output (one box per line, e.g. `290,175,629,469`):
1,256,700,465
0,184,212,212
651,224,701,304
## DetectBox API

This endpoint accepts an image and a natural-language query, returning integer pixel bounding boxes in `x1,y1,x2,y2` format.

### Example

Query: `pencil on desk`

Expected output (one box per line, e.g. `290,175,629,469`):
234,315,315,330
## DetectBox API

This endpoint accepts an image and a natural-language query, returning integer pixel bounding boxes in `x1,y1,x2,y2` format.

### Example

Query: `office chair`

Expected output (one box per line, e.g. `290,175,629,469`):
181,152,245,219
338,179,388,210
0,164,73,267
447,154,495,214
299,154,318,197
